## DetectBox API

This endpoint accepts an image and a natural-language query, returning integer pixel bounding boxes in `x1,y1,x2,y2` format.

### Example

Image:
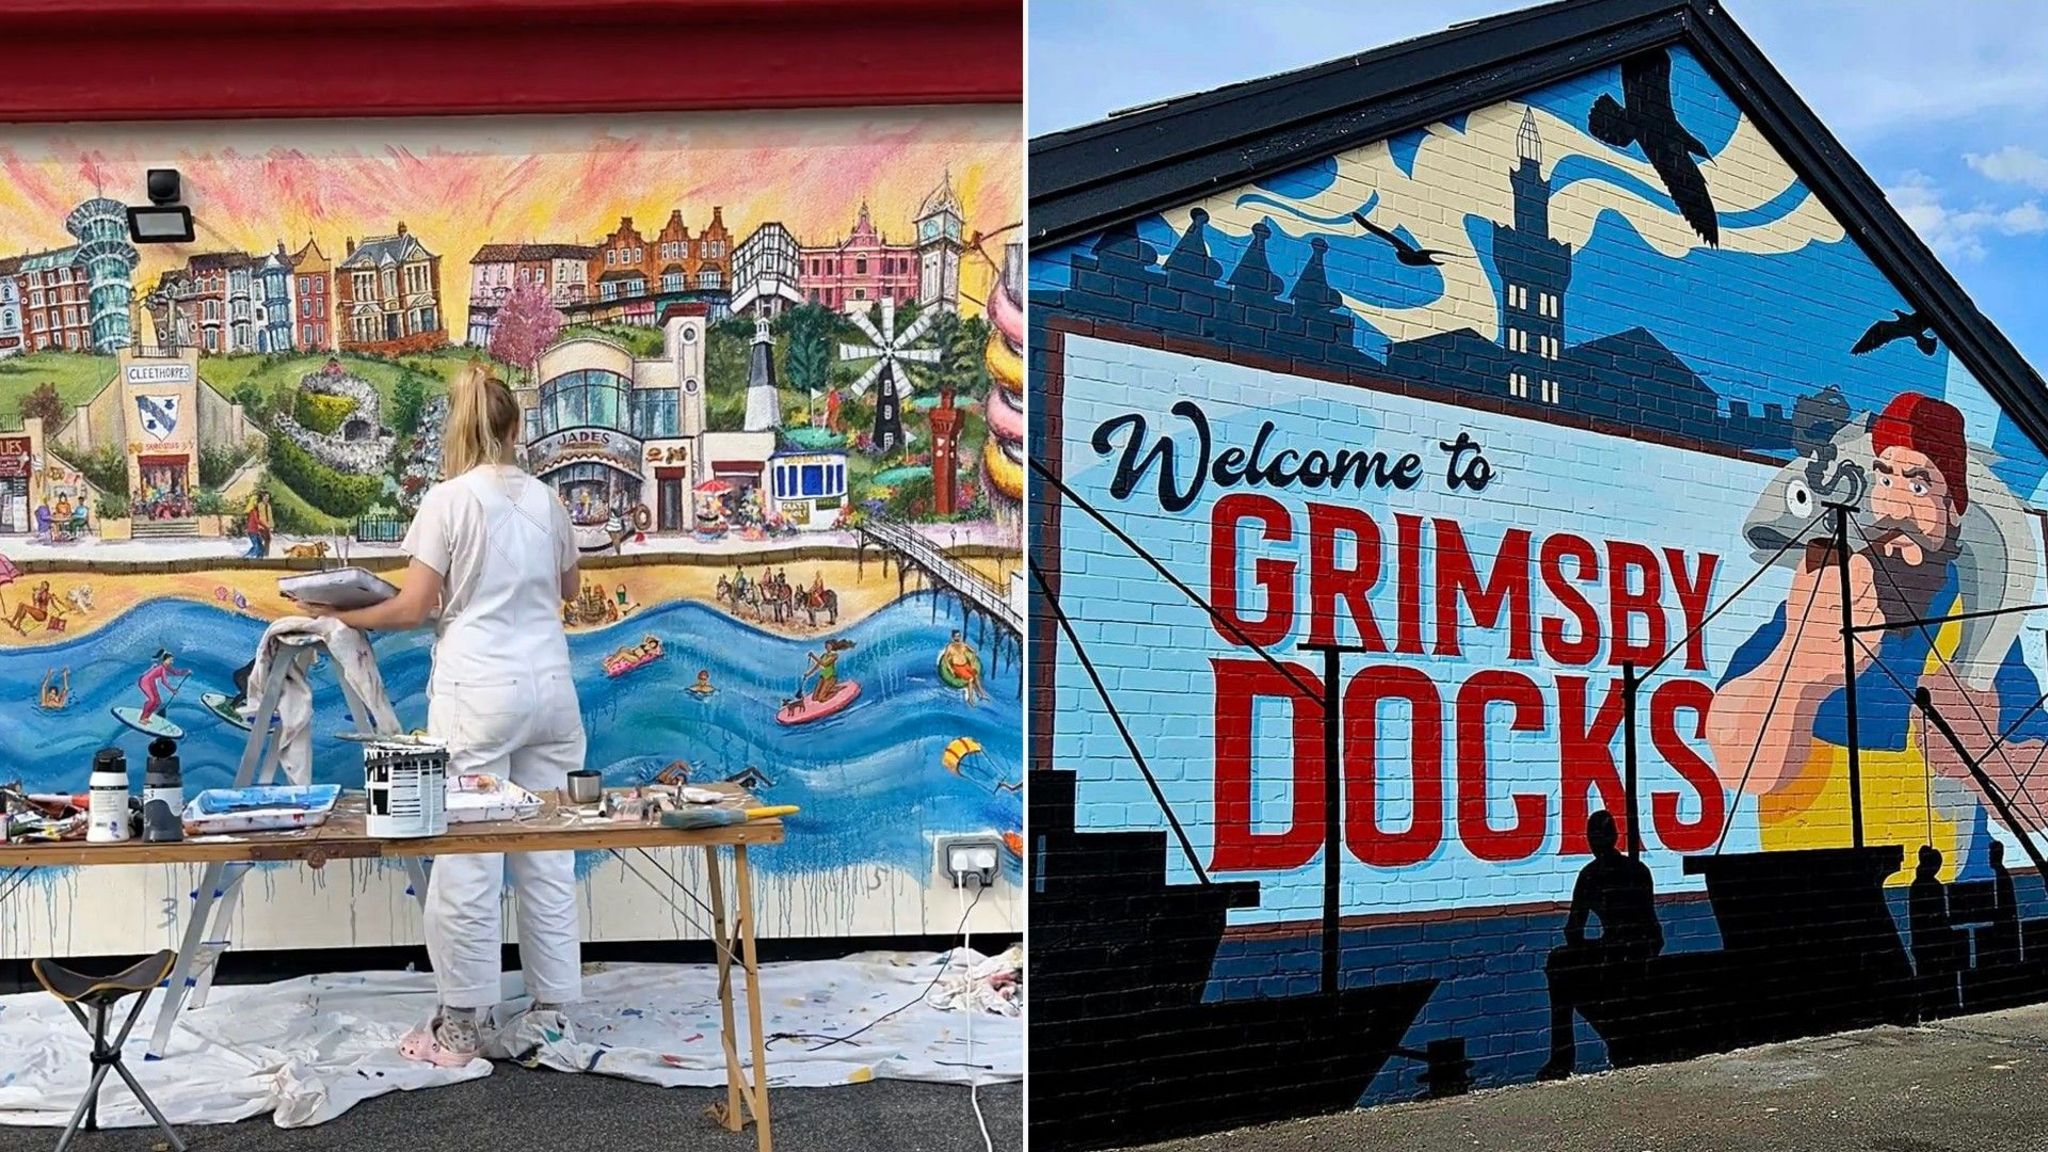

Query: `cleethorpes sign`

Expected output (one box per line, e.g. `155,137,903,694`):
1081,358,1738,876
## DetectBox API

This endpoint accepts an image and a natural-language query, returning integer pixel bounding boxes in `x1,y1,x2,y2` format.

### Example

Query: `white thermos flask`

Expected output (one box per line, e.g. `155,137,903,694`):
87,747,132,843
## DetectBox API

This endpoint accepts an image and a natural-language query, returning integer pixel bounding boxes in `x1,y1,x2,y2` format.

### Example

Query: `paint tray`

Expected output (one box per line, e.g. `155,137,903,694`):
445,774,543,824
183,785,342,836
278,567,397,609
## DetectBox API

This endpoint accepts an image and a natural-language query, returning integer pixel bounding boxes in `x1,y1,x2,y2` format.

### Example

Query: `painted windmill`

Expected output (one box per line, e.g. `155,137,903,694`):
839,297,941,456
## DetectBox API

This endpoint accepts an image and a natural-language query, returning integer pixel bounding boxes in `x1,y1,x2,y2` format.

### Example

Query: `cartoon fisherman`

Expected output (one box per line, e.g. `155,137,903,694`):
1708,393,2048,875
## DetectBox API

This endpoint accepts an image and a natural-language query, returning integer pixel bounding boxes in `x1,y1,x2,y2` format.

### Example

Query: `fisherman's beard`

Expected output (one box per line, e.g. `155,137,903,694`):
1865,517,1959,627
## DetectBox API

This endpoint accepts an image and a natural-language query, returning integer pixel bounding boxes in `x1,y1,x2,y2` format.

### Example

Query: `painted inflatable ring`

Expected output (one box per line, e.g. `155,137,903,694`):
984,330,1022,395
630,504,653,532
938,647,984,689
983,435,1023,501
988,274,1024,347
984,380,1025,444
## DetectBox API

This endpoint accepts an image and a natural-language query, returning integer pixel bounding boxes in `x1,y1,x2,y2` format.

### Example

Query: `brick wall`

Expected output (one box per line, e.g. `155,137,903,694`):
1028,44,2048,1150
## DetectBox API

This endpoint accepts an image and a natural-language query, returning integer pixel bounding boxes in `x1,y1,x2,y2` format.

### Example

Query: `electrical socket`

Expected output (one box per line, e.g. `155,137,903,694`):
935,833,1002,888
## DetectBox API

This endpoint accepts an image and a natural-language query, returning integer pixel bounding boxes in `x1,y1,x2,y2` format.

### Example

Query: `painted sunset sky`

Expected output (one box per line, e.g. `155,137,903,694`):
0,107,1020,331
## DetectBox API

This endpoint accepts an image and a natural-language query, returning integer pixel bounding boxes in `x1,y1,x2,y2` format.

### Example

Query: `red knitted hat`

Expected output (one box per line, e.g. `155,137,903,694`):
1870,392,1969,513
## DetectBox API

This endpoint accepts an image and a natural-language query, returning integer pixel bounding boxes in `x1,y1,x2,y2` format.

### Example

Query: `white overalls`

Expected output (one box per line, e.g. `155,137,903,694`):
421,466,585,1011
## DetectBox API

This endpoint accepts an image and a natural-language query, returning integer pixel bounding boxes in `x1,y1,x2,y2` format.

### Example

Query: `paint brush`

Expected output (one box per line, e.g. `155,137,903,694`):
659,805,797,830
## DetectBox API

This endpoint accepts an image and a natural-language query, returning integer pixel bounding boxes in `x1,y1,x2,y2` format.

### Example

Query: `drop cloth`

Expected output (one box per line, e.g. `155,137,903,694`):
0,950,1019,1130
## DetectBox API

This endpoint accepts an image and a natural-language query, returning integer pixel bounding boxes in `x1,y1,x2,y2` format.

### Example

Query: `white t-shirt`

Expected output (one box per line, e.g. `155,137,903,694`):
404,466,577,687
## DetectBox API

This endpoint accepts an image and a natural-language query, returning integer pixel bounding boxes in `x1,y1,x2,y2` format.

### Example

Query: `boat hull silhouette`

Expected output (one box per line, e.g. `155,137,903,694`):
1031,983,1438,1151
1571,845,1918,1068
1030,767,1437,1150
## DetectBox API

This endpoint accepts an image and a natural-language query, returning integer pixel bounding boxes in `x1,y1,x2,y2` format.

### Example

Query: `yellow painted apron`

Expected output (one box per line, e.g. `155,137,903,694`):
1754,612,1968,883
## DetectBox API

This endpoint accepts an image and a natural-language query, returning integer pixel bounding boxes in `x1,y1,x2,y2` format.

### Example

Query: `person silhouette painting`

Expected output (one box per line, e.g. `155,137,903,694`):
1909,845,1967,1015
1539,810,1663,1080
1987,841,2023,967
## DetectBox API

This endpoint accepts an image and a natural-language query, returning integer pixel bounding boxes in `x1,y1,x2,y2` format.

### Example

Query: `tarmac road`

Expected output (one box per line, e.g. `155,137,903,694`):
1120,1002,2048,1152
0,1072,1020,1152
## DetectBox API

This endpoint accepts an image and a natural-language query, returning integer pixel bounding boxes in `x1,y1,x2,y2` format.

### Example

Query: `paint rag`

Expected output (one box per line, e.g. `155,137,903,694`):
925,943,1022,1016
247,616,401,783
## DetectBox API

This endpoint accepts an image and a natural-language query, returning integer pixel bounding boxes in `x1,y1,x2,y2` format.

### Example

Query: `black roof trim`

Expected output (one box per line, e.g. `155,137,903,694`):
1028,0,2048,454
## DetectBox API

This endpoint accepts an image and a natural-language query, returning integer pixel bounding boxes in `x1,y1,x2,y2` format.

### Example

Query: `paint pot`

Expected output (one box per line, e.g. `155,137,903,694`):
87,747,132,844
566,770,603,806
363,739,448,838
142,735,185,843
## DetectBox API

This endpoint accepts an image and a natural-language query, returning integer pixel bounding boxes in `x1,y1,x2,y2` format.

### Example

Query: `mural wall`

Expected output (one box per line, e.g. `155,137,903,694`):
1030,46,2048,1149
0,108,1023,957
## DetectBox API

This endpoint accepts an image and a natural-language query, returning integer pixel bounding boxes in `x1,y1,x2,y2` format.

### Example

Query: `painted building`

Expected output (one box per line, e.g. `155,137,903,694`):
1029,2,2048,1148
767,449,849,530
290,238,333,351
575,209,733,328
730,222,805,318
0,274,20,356
0,199,139,355
914,170,965,312
526,304,774,534
796,174,966,314
465,242,596,344
798,202,917,312
0,417,45,532
256,242,295,353
63,196,140,353
52,346,264,528
148,251,264,354
335,224,448,355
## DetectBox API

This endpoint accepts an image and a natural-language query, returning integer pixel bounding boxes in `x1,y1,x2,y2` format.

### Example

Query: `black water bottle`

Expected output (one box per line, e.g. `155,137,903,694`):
142,736,184,843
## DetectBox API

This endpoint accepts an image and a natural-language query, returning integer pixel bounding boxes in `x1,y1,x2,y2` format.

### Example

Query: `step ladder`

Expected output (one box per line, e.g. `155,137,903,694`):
146,633,428,1059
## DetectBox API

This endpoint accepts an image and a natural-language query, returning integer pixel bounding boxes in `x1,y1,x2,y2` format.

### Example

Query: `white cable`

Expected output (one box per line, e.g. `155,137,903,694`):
959,871,994,1152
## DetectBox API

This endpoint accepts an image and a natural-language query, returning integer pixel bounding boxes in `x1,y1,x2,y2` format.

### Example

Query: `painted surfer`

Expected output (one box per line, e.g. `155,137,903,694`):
802,639,855,704
226,659,255,712
941,630,987,704
137,649,191,725
5,580,59,635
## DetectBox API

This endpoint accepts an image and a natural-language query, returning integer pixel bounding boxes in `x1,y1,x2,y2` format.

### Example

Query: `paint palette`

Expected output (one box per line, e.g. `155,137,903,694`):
183,785,342,836
278,567,397,609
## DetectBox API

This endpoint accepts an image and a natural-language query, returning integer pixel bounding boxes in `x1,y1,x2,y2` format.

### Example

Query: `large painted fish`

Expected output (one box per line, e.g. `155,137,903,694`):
1741,416,2038,690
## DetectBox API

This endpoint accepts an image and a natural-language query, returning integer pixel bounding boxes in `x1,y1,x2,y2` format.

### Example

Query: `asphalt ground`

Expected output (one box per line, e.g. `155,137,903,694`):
0,1070,1020,1152
1121,1002,2048,1152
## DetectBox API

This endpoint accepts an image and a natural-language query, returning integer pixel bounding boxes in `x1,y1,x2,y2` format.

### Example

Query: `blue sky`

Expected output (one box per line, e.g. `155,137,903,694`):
1030,0,2048,370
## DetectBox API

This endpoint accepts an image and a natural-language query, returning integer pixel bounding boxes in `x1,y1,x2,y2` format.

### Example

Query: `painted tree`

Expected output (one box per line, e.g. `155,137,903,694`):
932,312,992,397
17,382,64,430
784,304,835,427
488,279,565,381
391,371,428,436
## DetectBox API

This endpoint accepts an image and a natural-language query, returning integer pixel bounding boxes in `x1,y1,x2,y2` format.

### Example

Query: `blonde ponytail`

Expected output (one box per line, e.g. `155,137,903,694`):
442,363,522,478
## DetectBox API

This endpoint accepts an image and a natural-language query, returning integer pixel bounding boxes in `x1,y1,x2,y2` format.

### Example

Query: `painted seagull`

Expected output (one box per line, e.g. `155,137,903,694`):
1349,210,1452,266
1851,309,1938,356
1587,49,1720,246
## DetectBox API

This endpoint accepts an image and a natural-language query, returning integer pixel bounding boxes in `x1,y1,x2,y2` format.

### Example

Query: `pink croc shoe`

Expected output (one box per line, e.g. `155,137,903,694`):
400,1018,482,1068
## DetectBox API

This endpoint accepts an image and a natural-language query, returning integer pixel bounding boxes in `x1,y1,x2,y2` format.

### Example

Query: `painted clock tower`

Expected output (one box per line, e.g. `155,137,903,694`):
915,170,965,313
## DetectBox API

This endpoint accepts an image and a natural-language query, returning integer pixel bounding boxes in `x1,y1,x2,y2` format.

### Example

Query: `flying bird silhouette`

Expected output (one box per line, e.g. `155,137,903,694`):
1587,50,1720,247
1851,309,1937,356
1349,210,1452,266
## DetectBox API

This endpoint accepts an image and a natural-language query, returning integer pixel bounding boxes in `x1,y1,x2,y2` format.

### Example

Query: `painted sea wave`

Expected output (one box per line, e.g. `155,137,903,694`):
0,593,1020,876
